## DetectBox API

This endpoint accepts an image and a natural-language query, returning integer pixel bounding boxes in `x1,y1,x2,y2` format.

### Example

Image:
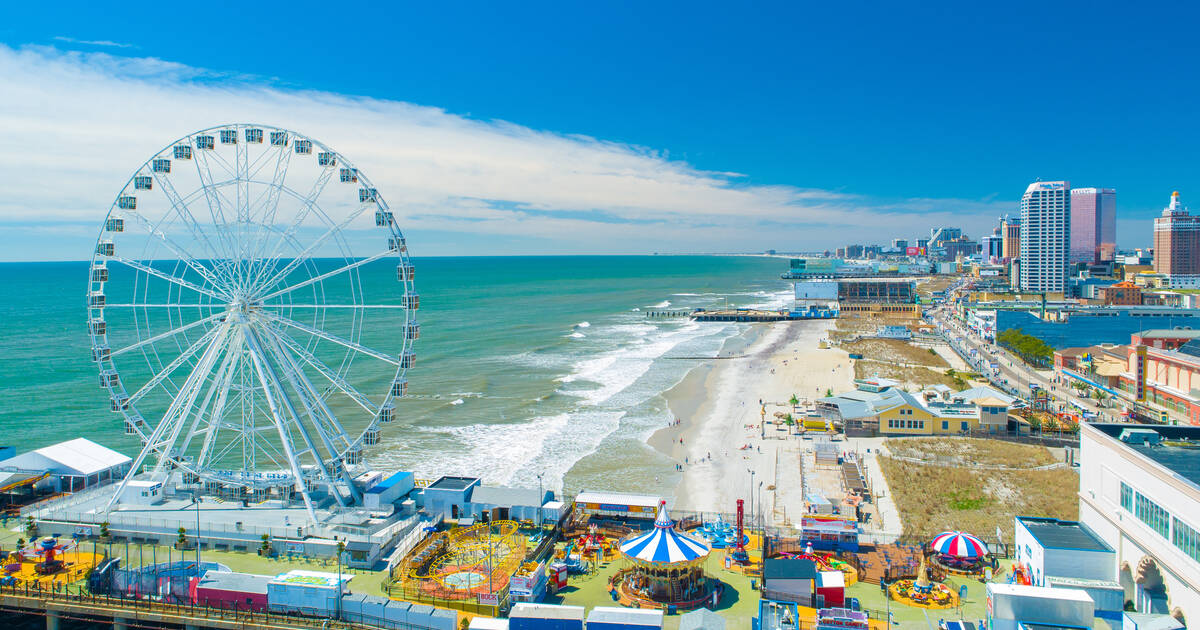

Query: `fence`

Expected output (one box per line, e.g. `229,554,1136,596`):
0,581,418,630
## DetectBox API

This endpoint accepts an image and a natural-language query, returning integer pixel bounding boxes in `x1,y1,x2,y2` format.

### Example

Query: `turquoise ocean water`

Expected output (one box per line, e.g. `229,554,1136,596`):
0,255,790,498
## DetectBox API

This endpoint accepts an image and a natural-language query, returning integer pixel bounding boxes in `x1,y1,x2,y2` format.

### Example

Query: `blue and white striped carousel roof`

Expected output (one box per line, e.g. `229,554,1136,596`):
619,502,709,564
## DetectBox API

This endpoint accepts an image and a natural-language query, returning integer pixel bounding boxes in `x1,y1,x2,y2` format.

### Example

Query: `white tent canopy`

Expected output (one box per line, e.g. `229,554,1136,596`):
0,438,131,491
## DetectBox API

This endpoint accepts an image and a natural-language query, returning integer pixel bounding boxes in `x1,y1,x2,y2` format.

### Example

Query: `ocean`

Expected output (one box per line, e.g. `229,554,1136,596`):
0,255,791,499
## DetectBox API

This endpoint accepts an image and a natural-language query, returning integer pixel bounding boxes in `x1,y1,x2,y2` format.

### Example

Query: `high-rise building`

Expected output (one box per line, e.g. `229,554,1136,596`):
1001,215,1021,260
892,238,908,251
980,234,1004,260
1153,191,1200,279
929,227,962,246
1019,181,1070,292
1070,188,1116,263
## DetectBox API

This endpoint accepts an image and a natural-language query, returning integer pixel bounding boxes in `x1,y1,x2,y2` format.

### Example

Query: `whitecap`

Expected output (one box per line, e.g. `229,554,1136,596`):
567,332,585,339
648,300,671,309
449,398,465,406
574,321,591,328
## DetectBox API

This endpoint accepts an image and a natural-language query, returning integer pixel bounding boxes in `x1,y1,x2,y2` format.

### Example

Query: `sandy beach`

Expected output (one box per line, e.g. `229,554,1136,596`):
649,319,855,521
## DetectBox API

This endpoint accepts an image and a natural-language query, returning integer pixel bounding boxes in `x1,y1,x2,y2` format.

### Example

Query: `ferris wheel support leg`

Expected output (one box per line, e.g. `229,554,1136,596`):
174,336,240,470
259,326,362,505
242,324,329,523
149,324,236,479
103,322,232,515
244,325,348,508
195,333,243,471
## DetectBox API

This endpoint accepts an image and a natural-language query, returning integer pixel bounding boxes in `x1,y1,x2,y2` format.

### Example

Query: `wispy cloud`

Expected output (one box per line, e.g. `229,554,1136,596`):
0,44,1009,260
52,36,135,49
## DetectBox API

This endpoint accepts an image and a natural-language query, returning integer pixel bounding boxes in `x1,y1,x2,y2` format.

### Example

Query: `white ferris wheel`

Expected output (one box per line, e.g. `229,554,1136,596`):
87,124,418,520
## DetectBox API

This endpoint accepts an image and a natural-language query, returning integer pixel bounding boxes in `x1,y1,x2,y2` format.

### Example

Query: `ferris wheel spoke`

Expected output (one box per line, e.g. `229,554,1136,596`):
262,304,407,309
111,313,225,359
256,250,393,302
195,337,241,471
246,146,294,283
191,147,240,266
247,166,338,294
260,312,400,366
112,256,230,302
126,325,226,406
151,171,234,284
263,323,377,414
105,303,221,308
122,211,228,292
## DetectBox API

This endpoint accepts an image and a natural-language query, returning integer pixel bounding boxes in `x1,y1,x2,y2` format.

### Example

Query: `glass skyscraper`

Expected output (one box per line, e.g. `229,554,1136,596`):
1070,188,1116,263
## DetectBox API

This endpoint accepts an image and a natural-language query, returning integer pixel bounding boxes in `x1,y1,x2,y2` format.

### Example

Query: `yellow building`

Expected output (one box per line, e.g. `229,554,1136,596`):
877,396,980,435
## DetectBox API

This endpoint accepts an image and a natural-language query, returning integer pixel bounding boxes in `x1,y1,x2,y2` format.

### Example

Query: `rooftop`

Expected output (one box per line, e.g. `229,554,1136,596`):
1137,328,1200,339
575,490,661,508
468,485,547,508
1017,517,1112,552
426,476,479,491
1090,424,1200,490
0,438,131,476
763,557,818,580
196,570,272,594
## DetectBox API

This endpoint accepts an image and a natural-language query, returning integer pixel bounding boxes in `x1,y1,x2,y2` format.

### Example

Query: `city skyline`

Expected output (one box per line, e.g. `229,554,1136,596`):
0,3,1197,260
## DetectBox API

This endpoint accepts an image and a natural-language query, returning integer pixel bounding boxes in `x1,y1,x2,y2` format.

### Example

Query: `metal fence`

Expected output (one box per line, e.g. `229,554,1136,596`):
0,581,416,630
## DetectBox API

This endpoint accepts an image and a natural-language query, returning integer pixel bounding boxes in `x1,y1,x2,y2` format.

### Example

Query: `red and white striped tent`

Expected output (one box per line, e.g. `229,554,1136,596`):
930,531,988,558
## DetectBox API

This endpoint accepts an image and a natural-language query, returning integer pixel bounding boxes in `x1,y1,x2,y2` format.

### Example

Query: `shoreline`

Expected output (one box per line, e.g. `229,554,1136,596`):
652,319,854,516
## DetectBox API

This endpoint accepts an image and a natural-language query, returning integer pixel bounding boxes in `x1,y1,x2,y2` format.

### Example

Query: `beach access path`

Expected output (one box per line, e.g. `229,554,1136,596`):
650,320,856,521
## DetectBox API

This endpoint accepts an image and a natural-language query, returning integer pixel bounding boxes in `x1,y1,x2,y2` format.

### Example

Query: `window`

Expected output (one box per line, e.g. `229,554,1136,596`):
1173,517,1200,563
942,421,949,430
1135,492,1170,538
1120,482,1133,512
961,421,970,432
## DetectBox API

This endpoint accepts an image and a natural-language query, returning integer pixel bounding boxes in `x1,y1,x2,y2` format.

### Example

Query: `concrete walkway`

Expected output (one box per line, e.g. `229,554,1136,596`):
844,437,903,542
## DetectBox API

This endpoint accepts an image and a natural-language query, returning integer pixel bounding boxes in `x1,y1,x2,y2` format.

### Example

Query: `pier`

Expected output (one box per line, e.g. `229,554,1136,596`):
691,309,789,322
645,310,691,318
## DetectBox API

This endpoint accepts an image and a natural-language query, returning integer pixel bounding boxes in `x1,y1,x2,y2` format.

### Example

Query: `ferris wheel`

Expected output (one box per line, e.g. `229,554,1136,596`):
87,124,418,520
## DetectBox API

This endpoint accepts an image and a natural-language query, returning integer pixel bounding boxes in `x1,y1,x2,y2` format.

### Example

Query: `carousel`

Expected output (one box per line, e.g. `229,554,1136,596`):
610,501,719,611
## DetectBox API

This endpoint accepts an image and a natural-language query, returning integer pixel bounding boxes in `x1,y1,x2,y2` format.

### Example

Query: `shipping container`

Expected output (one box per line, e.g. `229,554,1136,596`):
509,603,586,630
191,571,272,612
987,583,1093,630
586,606,664,630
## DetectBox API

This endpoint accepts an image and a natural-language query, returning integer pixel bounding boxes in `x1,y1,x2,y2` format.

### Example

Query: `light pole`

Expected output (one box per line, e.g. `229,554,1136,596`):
536,474,544,525
336,540,345,621
193,491,202,570
747,469,755,528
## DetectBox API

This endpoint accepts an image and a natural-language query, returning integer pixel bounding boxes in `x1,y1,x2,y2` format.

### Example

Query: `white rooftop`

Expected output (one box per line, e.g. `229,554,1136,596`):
987,582,1093,602
0,438,131,476
575,490,661,508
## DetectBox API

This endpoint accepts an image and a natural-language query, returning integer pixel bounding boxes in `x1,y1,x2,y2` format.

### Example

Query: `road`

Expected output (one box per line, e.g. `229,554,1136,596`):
927,281,1122,423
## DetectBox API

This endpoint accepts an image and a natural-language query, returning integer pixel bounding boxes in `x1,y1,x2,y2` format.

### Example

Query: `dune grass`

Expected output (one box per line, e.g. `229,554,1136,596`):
879,438,1078,539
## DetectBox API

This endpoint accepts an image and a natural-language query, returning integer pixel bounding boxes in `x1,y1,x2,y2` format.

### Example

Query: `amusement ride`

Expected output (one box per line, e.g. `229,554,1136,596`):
86,124,418,520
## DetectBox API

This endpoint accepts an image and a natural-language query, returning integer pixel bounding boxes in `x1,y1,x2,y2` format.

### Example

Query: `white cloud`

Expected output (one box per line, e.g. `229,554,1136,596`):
0,44,1010,260
52,36,135,49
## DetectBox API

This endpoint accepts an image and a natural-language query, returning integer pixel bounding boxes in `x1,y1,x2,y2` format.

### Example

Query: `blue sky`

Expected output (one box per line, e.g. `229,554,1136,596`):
0,1,1196,259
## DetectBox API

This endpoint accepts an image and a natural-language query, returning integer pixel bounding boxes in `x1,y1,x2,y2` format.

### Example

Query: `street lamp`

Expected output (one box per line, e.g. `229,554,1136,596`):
747,469,756,526
192,490,202,570
336,540,345,621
